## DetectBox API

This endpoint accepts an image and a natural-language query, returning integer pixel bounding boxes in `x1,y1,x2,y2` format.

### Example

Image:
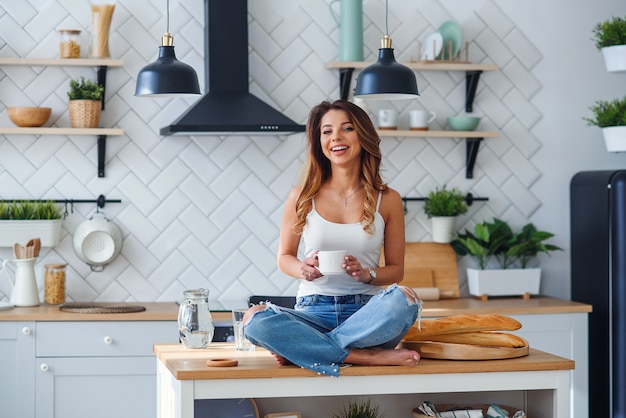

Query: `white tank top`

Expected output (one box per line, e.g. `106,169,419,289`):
297,193,385,297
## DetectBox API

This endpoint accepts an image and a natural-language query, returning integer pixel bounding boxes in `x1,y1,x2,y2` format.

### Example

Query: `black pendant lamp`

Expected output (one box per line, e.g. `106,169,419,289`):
354,0,418,100
135,0,200,97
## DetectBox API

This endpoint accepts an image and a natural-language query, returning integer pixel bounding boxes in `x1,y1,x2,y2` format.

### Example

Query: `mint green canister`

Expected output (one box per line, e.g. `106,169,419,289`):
330,0,364,62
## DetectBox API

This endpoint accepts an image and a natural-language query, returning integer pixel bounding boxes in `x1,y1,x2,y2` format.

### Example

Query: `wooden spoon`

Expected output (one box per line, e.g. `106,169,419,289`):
25,239,34,259
33,238,41,257
13,243,22,259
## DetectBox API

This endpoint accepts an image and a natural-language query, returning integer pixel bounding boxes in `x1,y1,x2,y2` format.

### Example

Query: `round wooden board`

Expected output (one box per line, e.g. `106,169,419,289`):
401,341,529,360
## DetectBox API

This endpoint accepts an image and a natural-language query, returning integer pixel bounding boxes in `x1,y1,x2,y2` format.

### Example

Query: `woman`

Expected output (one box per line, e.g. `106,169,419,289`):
243,99,421,377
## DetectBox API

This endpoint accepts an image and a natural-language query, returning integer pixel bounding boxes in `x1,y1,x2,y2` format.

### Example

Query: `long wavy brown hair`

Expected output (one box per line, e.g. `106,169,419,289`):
292,99,388,235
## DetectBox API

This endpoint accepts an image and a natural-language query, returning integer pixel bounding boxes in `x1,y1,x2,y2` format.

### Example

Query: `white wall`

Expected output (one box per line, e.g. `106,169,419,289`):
1,0,625,309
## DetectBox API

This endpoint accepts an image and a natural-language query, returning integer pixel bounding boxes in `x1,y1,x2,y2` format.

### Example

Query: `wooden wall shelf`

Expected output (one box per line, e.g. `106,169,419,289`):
0,57,124,177
0,128,124,178
326,61,500,178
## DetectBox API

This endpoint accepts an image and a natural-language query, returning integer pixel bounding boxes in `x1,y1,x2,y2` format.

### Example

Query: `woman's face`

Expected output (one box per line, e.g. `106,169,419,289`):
319,109,362,166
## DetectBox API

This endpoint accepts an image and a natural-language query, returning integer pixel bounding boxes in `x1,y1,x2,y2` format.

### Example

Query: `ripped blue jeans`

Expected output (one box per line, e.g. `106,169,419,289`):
243,284,421,377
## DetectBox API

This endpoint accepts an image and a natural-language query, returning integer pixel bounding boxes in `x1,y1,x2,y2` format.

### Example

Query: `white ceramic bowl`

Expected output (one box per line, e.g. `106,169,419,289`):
73,213,122,270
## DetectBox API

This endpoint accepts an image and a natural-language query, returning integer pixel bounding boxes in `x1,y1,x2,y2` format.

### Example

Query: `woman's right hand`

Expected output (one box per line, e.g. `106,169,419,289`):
301,252,321,281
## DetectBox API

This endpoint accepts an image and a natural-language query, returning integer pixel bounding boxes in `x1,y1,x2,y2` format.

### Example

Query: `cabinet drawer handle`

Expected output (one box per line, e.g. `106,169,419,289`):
103,336,112,344
40,363,49,372
22,326,31,335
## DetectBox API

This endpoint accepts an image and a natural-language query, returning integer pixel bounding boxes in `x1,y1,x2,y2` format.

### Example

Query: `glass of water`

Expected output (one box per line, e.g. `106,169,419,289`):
232,308,255,351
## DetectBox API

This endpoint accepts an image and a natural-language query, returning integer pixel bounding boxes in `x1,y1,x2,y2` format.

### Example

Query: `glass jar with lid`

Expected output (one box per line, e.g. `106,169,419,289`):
44,263,67,304
178,289,214,348
58,29,81,58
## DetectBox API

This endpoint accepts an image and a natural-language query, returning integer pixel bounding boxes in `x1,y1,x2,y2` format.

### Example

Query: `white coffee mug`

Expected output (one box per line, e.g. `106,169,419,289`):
378,109,398,130
409,110,437,130
317,250,347,275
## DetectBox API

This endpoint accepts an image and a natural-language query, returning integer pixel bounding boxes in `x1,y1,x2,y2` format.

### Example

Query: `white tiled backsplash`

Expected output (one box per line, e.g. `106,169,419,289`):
0,0,543,309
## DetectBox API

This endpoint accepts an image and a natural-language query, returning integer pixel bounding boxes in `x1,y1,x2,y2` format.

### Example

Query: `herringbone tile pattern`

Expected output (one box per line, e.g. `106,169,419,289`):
0,0,542,308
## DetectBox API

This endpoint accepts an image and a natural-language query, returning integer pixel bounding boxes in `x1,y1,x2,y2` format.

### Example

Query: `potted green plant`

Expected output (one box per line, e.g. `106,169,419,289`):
330,399,385,418
450,218,562,298
583,96,626,152
0,200,63,247
592,16,626,72
67,76,104,128
424,185,468,244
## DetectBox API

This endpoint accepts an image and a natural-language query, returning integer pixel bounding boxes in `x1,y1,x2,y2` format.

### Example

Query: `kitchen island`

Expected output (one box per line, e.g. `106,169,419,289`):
154,343,574,418
0,297,590,418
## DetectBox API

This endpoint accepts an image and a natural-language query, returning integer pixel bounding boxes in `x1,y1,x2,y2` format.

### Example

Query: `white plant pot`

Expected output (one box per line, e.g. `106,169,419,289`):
431,216,456,243
602,45,626,73
602,126,626,152
0,219,62,247
467,268,541,297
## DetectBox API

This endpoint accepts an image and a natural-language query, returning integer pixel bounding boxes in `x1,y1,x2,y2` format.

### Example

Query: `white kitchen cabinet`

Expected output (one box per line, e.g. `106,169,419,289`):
0,320,177,418
511,313,589,418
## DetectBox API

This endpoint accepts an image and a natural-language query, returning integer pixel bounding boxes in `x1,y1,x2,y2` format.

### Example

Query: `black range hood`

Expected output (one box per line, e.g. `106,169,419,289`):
160,0,306,136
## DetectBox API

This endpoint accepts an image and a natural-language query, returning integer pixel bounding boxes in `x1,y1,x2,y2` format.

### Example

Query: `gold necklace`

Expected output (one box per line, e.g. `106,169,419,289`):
329,185,362,207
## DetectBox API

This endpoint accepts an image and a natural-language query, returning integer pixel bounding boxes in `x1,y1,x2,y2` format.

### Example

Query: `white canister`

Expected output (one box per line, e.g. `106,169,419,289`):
409,110,437,130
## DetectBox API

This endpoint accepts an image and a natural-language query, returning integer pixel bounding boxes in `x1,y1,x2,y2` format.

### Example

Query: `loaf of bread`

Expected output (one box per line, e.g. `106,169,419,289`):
405,331,528,348
403,314,522,340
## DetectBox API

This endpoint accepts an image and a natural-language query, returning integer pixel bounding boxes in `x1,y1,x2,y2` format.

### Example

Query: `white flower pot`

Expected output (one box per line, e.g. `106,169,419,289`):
0,219,62,247
431,216,456,243
602,126,626,152
602,45,626,73
467,268,541,297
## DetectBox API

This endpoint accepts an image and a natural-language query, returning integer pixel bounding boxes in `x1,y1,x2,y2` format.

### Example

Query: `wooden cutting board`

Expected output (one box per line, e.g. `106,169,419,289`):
381,242,460,298
401,341,529,360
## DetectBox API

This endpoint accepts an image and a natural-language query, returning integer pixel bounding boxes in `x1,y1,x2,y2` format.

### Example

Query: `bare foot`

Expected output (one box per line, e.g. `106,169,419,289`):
344,347,420,367
272,352,294,365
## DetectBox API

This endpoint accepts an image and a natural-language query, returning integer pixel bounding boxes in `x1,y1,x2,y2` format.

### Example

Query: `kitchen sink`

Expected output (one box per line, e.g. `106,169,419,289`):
59,302,146,314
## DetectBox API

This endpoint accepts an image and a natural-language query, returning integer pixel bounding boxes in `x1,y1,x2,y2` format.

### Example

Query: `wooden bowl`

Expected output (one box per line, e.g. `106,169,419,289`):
7,106,51,127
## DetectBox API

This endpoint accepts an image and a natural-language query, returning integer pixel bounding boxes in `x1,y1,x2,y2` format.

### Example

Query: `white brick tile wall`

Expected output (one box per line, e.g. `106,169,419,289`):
0,0,555,308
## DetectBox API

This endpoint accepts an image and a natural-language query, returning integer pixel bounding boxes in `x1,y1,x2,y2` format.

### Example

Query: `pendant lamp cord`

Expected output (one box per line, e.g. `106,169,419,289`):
385,0,389,35
166,0,170,33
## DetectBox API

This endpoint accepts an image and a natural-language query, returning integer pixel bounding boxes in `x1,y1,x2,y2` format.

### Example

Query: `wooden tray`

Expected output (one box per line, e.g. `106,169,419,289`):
381,242,460,298
401,341,529,360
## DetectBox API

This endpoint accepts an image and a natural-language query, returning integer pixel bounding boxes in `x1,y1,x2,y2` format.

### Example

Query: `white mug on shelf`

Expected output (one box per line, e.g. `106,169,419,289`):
409,109,437,130
378,109,398,130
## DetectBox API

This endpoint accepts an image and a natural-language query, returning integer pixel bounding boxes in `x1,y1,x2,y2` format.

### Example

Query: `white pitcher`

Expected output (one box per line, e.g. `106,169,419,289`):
2,257,40,307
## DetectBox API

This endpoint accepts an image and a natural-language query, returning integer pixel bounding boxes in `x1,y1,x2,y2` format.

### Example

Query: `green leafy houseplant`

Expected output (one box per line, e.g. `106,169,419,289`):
592,16,626,49
583,96,626,128
67,76,104,128
330,399,385,418
450,218,562,270
67,76,104,101
423,185,468,218
0,201,62,220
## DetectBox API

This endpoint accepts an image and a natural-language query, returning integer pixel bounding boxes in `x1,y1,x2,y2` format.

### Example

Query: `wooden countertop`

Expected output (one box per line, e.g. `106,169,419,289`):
153,342,575,380
0,302,179,321
0,297,591,321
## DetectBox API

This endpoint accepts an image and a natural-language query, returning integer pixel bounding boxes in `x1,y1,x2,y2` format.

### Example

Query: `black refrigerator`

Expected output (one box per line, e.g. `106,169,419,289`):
571,170,626,418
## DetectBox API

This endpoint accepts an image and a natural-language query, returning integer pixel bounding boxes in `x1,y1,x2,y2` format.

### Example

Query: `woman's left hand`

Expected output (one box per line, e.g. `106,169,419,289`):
343,255,369,283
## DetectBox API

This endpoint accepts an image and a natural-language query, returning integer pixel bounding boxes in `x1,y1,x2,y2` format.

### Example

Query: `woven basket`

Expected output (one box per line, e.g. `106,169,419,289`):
69,99,102,128
413,404,525,418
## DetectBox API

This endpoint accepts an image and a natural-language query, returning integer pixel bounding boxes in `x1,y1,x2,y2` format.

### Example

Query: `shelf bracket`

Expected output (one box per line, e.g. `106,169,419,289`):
98,135,107,178
465,71,483,113
466,138,483,179
339,68,355,100
96,66,108,110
